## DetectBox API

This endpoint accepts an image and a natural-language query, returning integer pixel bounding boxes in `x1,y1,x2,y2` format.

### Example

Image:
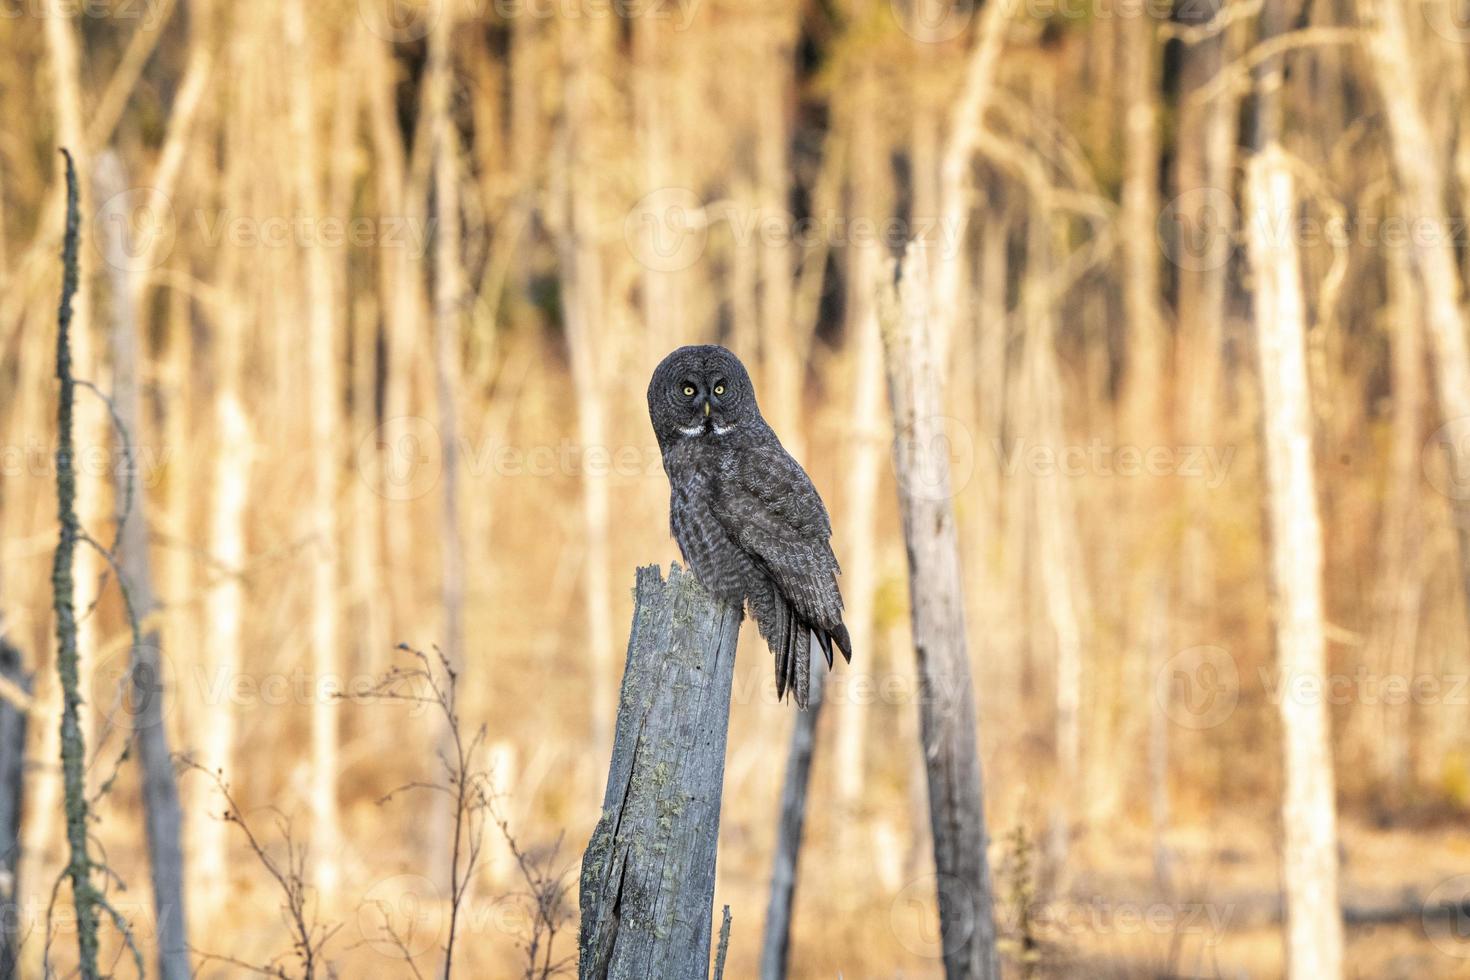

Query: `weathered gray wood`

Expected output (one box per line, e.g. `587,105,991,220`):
0,637,30,979
758,648,824,980
95,150,190,980
878,243,1001,980
579,564,742,980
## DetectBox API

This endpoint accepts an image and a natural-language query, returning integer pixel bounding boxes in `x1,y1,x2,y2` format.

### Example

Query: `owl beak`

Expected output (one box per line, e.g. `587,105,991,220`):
703,401,711,417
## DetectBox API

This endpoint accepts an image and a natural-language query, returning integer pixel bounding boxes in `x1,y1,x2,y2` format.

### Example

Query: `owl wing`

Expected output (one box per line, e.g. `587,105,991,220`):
710,442,851,706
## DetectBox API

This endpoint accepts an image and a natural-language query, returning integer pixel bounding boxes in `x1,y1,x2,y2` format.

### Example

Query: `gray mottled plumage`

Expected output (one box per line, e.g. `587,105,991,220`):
647,345,851,708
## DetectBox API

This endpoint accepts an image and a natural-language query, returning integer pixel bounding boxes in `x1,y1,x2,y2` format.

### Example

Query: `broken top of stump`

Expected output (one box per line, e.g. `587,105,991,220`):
579,564,742,980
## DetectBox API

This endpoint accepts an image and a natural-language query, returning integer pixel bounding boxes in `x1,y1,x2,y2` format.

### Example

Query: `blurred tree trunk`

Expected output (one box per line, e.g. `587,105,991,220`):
1247,143,1344,980
427,1,468,893
0,639,27,979
879,244,1001,980
1108,9,1168,836
285,0,342,894
555,18,616,759
1364,242,1425,802
94,149,191,980
835,62,887,814
760,656,824,980
931,0,1010,367
1023,208,1086,877
756,15,802,457
634,15,685,360
1361,0,1470,630
191,63,249,925
1171,0,1238,764
365,33,429,642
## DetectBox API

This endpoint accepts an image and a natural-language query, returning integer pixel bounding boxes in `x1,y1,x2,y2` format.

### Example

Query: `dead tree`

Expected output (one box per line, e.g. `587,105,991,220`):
579,564,742,979
94,149,191,980
759,651,824,980
878,243,1001,980
0,638,29,978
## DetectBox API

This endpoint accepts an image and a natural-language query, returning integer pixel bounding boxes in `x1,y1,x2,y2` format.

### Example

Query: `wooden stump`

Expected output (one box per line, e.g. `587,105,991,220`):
579,564,742,979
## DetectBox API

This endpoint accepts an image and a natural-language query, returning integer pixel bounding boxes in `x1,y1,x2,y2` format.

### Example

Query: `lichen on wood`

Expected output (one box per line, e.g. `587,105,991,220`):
578,564,741,979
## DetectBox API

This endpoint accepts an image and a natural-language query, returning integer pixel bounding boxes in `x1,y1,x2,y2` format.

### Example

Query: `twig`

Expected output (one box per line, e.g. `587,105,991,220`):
178,759,339,978
713,906,731,980
50,145,103,980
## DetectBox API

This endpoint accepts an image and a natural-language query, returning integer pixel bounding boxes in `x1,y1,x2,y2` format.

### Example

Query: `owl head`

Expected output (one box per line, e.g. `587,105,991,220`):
647,345,761,450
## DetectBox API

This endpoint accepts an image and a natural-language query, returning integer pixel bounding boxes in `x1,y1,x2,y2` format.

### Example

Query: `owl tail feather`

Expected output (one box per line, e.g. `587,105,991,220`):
813,624,852,670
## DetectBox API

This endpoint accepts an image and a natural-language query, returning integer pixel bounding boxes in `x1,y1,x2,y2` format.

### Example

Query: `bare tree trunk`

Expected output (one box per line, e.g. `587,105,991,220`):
834,62,887,812
191,72,250,925
1023,211,1086,878
759,656,824,980
1366,242,1425,801
555,19,616,761
94,149,191,980
32,0,104,893
427,0,469,896
1109,10,1168,837
755,21,802,456
1360,0,1470,630
579,565,741,978
879,243,1001,980
285,0,342,894
0,640,30,979
930,0,1010,367
1174,0,1238,642
1247,143,1344,980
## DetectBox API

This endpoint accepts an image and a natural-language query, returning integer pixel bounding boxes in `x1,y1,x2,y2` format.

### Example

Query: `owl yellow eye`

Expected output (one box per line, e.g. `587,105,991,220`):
683,386,696,397
714,384,726,395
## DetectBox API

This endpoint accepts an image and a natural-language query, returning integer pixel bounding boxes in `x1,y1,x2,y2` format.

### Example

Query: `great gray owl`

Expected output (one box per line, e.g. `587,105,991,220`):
648,345,851,708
